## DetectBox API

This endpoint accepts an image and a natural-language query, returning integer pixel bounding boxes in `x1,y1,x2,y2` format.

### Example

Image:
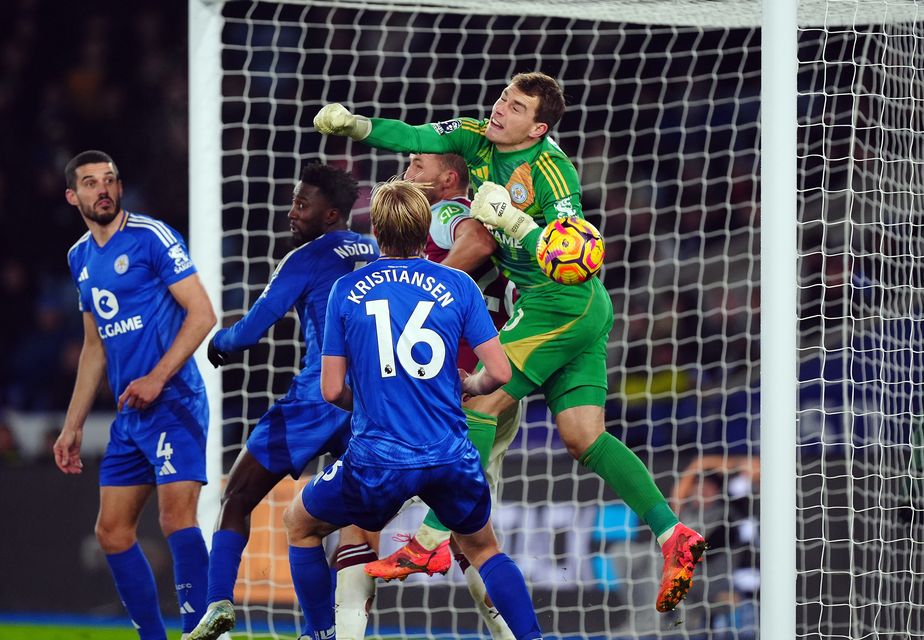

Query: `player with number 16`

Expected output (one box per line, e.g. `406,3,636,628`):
282,180,544,640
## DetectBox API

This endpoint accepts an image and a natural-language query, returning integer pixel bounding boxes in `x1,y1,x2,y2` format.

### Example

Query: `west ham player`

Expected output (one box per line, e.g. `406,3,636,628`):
362,152,519,639
188,163,379,640
313,72,706,612
55,150,217,639
283,179,543,640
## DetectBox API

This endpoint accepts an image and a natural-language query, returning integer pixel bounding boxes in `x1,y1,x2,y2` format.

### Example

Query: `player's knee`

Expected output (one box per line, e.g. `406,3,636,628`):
218,487,256,525
562,437,589,460
95,520,137,554
455,530,501,569
158,505,197,537
556,410,604,459
282,499,307,541
555,425,593,459
463,543,501,570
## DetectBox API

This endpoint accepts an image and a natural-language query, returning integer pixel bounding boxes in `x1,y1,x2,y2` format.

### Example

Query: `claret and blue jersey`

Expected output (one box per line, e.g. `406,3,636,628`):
322,258,498,469
213,230,379,400
67,211,204,404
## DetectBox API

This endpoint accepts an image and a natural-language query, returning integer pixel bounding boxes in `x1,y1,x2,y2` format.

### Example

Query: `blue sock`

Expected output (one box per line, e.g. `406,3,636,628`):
105,543,167,640
330,566,338,610
289,545,334,640
295,565,338,637
206,529,247,604
479,553,542,640
166,527,209,633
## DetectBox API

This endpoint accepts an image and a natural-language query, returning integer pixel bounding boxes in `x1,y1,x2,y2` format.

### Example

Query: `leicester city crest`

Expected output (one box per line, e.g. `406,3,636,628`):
114,254,130,275
509,182,528,204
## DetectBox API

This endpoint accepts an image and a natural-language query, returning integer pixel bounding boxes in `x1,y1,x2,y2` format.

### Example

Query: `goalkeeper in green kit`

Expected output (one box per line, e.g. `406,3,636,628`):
314,72,705,613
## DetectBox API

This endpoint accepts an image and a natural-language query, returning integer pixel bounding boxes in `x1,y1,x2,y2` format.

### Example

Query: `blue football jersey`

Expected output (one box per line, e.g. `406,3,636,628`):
67,212,204,405
323,258,498,468
213,230,379,399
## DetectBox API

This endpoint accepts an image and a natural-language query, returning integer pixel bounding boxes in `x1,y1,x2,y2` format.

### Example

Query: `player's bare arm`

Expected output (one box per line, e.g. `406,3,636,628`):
439,218,497,273
320,354,353,411
462,337,511,397
118,274,216,411
55,311,108,474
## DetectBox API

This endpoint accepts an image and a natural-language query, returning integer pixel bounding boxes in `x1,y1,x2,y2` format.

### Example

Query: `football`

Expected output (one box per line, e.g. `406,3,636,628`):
536,216,605,285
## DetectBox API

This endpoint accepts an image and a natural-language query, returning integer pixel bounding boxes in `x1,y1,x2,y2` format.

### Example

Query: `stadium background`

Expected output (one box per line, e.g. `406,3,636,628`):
0,0,194,626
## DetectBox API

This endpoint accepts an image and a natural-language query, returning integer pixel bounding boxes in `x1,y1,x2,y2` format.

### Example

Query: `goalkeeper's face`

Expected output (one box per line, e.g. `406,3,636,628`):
66,162,123,227
486,84,548,151
288,182,333,245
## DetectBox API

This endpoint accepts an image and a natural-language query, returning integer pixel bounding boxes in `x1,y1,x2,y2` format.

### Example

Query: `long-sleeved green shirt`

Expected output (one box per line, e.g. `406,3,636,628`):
365,116,587,292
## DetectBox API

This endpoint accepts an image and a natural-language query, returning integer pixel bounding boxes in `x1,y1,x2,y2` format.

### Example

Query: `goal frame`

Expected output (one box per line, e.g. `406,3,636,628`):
759,2,797,640
189,0,225,538
187,1,803,638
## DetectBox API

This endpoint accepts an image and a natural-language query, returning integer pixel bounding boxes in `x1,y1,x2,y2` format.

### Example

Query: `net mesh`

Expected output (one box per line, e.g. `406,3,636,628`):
200,0,923,637
795,16,924,640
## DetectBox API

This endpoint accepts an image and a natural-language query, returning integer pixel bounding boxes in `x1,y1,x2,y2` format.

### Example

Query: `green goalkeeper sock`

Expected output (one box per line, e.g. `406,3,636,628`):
421,409,497,534
579,432,678,538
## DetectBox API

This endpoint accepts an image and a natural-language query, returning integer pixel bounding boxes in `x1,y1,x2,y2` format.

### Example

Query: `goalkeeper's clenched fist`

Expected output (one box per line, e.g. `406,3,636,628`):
470,181,539,242
313,103,372,141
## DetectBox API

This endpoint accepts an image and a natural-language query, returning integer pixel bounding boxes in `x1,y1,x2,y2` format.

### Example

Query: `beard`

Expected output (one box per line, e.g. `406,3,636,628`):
80,196,121,225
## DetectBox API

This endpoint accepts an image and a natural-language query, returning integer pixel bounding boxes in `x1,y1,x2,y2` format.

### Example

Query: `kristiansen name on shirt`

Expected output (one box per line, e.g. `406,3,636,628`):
346,268,456,307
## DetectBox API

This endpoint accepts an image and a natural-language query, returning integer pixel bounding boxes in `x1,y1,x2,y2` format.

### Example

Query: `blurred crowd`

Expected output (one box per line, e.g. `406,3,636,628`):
0,0,858,484
0,2,771,422
0,0,187,413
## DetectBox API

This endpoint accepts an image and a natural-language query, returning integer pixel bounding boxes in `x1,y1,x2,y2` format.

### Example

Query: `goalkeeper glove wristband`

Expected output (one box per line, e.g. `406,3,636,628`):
313,103,372,141
470,181,539,242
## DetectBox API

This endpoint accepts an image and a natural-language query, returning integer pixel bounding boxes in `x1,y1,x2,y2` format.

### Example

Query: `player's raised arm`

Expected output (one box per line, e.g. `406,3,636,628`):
54,311,107,474
118,273,216,411
314,103,483,157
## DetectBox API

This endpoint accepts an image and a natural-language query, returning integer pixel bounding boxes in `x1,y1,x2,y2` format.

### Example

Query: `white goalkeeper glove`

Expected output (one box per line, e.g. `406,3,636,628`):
470,181,539,242
313,103,372,141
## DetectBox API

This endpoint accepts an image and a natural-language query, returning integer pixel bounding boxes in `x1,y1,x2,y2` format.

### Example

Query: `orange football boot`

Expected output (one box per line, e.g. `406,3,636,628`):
365,534,451,581
656,523,707,612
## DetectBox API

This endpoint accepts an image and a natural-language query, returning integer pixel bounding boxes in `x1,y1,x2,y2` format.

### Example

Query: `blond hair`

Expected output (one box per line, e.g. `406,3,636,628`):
370,180,432,257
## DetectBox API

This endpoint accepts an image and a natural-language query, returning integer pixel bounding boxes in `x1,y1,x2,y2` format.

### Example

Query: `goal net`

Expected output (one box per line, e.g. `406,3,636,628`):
189,0,923,638
795,7,924,640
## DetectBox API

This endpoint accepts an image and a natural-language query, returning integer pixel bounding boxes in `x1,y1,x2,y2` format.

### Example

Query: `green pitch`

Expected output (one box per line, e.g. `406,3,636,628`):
0,625,404,640
0,624,184,639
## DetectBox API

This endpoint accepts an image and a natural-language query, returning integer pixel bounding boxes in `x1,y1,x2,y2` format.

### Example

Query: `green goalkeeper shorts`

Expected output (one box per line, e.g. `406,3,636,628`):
500,277,613,414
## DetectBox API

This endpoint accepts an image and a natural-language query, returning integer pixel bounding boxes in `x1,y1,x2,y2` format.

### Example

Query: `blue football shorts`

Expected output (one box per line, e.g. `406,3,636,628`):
100,391,209,487
302,441,491,534
246,393,351,479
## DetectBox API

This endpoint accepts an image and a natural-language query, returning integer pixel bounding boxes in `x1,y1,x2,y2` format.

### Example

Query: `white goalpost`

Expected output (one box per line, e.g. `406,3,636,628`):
188,1,924,638
759,2,796,639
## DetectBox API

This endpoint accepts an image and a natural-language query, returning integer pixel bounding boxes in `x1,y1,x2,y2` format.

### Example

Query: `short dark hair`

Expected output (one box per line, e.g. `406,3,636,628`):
300,162,359,219
511,72,566,133
65,150,119,190
437,153,470,193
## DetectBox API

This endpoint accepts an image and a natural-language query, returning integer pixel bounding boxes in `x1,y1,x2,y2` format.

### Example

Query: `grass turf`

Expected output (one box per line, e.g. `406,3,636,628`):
0,624,185,639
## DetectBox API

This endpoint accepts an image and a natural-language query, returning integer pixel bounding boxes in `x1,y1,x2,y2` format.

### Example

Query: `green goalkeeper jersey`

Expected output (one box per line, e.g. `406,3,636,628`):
365,116,587,291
